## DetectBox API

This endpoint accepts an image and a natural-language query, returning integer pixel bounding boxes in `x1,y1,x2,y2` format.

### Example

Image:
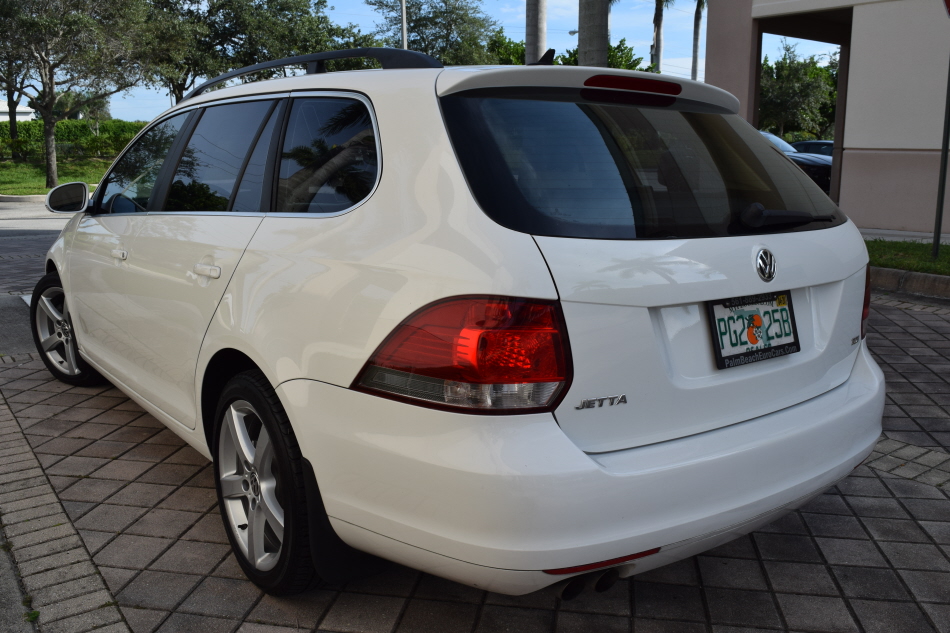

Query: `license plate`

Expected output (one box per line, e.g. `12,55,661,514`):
706,291,801,369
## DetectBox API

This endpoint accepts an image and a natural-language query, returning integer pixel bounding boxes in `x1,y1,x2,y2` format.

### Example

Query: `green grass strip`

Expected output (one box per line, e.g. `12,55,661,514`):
0,158,111,195
866,239,950,277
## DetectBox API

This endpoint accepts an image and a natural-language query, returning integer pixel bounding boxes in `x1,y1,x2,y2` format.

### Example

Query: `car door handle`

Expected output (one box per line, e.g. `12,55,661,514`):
111,249,128,260
194,263,222,279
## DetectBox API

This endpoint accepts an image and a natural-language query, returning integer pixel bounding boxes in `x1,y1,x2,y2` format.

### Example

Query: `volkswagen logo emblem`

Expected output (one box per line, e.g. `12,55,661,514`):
756,249,776,282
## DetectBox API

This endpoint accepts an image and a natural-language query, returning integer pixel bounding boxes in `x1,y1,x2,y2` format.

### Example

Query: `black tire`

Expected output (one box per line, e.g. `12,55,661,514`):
212,370,317,595
30,272,105,387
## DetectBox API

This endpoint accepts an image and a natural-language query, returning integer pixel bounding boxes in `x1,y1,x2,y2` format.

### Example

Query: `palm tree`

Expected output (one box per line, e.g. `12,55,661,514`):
691,0,705,80
577,0,622,67
578,0,609,67
651,0,675,73
526,0,546,65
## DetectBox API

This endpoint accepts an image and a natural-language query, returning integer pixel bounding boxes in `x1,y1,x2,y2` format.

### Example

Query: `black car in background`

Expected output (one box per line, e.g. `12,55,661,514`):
792,140,834,156
760,132,832,194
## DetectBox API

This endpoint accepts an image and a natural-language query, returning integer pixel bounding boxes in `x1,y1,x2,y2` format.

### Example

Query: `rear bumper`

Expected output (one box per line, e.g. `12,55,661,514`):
278,344,884,594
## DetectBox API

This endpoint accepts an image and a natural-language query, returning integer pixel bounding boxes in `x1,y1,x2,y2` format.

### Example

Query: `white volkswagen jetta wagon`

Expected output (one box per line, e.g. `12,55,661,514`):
36,48,884,599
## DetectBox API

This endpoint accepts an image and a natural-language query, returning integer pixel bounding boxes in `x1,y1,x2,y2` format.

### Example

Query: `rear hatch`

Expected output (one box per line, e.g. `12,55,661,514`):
439,71,868,453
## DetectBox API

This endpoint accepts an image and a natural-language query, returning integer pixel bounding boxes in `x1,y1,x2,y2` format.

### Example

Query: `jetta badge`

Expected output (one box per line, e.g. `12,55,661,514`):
756,249,776,282
576,395,627,410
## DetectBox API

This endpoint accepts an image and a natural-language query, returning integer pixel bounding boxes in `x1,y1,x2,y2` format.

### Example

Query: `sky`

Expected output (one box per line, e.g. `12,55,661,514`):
109,0,839,122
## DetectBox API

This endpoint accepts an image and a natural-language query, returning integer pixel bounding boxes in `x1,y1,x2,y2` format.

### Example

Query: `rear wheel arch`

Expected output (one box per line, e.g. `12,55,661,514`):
200,349,261,450
46,260,57,274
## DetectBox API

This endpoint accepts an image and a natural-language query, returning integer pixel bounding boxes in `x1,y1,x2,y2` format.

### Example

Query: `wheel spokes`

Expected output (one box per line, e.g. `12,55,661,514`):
40,332,60,351
63,339,79,375
39,295,63,322
246,499,267,566
225,405,256,467
259,484,284,543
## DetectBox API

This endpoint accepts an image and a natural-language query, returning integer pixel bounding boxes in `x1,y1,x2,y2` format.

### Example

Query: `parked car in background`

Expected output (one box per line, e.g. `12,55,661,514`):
36,50,883,601
792,140,834,156
760,131,832,194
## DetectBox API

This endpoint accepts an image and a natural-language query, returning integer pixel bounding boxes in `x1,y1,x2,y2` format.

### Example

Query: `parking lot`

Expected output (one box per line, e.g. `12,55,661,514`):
1,201,950,633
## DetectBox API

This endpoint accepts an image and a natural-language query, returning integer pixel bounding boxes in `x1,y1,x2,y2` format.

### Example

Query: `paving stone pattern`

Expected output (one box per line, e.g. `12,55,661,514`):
0,303,949,633
0,236,53,296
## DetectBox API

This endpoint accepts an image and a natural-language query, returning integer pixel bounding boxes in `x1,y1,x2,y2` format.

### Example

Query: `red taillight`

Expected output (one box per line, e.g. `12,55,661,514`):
543,548,661,575
861,265,871,339
354,296,571,413
583,75,683,96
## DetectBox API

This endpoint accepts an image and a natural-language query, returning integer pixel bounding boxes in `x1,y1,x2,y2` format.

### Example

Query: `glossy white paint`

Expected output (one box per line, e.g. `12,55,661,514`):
114,215,263,428
278,343,882,593
45,64,886,594
65,214,150,377
538,221,870,452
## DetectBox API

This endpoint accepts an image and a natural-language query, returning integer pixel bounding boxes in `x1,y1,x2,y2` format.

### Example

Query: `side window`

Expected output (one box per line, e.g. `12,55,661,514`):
276,98,378,214
165,100,274,212
97,113,188,213
231,104,281,213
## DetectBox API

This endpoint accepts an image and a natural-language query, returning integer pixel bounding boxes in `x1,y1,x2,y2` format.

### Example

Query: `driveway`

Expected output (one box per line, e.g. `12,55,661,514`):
1,220,949,633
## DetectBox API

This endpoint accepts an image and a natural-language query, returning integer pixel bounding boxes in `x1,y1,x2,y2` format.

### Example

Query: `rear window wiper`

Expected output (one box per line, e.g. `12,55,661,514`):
740,203,835,229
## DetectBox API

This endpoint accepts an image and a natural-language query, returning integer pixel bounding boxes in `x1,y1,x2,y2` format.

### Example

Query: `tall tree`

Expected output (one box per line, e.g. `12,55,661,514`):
144,0,377,105
577,0,609,67
691,0,705,81
365,0,500,65
525,0,546,65
759,40,833,137
142,0,216,104
0,58,32,162
3,0,149,187
0,2,33,161
651,0,675,72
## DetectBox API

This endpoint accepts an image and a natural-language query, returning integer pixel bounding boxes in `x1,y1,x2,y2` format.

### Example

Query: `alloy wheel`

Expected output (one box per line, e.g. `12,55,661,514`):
34,287,80,376
218,400,285,572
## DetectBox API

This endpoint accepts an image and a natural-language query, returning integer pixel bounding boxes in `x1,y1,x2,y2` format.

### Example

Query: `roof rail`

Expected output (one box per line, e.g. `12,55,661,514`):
183,48,443,101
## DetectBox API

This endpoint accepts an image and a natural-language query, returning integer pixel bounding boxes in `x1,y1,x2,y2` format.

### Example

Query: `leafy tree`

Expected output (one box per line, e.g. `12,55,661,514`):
557,39,646,71
488,31,525,65
28,92,110,121
759,40,834,138
142,0,217,104
2,0,150,187
0,48,33,161
145,0,379,104
365,0,500,65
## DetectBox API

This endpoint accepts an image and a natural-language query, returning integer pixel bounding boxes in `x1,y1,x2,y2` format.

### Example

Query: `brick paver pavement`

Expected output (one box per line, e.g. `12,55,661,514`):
1,301,950,632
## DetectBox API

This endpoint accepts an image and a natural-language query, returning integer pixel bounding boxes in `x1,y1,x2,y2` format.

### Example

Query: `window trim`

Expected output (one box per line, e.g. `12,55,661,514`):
91,110,198,215
266,90,383,219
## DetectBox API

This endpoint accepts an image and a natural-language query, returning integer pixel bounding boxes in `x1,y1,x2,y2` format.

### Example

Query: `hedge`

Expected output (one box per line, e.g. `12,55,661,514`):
0,119,148,160
0,119,147,142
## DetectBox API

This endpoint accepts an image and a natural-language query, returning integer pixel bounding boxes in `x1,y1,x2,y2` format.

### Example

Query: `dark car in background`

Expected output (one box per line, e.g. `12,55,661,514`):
760,132,832,194
792,140,834,156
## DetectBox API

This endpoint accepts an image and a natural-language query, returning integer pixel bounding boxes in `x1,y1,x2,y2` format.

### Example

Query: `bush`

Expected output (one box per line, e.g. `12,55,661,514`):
0,118,147,160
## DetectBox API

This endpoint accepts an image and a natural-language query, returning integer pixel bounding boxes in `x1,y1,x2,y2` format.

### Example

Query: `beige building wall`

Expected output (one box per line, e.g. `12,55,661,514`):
706,0,950,233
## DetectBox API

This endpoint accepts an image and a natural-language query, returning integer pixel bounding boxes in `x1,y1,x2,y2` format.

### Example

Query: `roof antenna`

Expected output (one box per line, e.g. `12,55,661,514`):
528,49,556,66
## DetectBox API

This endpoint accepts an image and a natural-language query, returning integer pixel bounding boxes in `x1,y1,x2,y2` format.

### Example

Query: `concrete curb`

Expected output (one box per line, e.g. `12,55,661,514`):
870,266,950,301
0,195,46,203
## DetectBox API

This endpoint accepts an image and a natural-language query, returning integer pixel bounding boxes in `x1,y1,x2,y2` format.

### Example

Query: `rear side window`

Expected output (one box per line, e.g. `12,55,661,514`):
165,100,274,212
441,88,844,239
275,98,378,214
98,113,188,213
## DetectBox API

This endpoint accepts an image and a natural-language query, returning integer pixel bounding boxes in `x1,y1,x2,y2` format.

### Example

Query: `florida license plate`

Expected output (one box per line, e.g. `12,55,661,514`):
706,291,801,369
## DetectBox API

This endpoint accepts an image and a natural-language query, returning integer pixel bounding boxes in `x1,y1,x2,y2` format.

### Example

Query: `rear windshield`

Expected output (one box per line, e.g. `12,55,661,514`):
440,87,844,239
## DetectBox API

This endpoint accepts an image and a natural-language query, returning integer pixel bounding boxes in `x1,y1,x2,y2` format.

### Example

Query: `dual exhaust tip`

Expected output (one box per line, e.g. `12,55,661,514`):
555,567,622,601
